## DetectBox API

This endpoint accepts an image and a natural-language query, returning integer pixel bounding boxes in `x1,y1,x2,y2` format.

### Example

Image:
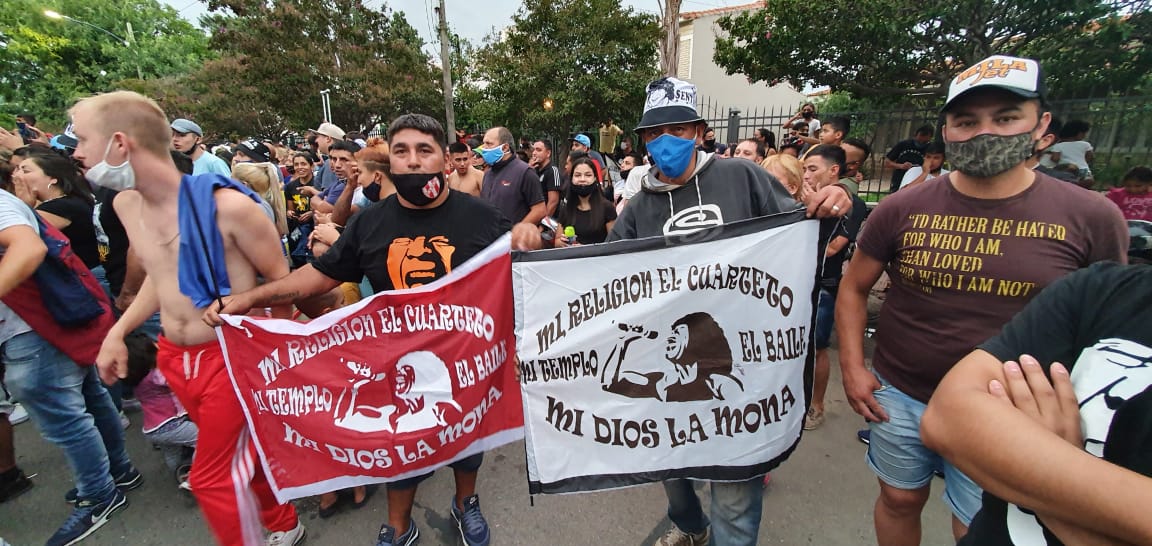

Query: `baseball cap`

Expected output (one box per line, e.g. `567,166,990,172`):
310,122,346,140
569,134,591,148
943,55,1047,112
50,134,78,153
236,139,271,163
635,77,704,131
171,118,203,136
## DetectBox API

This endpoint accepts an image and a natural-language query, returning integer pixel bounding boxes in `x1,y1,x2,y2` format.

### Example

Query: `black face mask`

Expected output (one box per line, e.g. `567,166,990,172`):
703,139,716,147
620,168,632,181
391,172,445,206
572,183,598,197
363,181,381,202
802,111,814,120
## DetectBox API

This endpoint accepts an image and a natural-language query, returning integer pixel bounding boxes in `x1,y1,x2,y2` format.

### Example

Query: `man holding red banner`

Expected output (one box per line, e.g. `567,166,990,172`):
205,114,511,546
79,91,304,546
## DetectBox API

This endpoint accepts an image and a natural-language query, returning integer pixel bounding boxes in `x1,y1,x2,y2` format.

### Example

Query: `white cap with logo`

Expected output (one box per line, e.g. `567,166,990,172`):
943,55,1047,112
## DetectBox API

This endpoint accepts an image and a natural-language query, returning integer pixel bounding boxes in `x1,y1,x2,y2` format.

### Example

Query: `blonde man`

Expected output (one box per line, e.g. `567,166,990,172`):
76,91,304,546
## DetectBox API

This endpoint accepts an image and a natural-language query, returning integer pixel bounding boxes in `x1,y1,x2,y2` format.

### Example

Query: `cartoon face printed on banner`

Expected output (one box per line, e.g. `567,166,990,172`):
1006,338,1152,543
331,351,463,435
602,312,744,403
665,324,689,362
333,359,394,434
387,235,456,289
391,351,462,434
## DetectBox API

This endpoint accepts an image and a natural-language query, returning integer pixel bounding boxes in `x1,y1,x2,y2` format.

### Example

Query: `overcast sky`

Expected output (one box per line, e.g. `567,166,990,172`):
160,0,751,56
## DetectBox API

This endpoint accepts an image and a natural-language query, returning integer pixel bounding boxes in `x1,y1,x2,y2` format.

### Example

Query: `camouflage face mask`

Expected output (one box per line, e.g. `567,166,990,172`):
945,131,1035,179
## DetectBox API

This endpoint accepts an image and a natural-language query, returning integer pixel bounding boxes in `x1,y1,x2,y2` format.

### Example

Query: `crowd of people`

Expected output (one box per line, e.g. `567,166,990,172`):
0,52,1150,546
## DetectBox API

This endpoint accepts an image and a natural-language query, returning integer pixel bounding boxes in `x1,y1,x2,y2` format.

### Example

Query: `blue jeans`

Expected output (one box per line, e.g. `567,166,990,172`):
664,478,764,545
3,331,131,501
813,288,836,349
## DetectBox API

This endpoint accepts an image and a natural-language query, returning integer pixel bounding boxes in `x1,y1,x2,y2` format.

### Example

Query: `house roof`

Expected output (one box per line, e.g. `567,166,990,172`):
680,1,765,21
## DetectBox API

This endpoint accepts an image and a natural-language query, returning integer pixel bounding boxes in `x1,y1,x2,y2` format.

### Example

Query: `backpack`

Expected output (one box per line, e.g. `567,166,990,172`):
1,209,114,366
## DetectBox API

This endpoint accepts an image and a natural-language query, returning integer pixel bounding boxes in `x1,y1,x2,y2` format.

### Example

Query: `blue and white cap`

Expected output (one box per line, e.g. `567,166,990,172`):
635,77,704,131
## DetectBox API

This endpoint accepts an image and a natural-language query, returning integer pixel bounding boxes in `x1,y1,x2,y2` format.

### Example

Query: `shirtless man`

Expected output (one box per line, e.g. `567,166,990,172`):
72,91,304,546
447,141,483,196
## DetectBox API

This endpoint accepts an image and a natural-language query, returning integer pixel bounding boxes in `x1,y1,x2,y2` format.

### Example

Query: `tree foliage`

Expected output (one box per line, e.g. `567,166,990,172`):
713,0,1151,99
470,0,661,141
0,0,211,129
194,0,442,137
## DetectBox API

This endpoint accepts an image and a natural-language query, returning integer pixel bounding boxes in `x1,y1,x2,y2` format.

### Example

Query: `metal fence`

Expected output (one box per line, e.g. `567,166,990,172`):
699,94,1152,197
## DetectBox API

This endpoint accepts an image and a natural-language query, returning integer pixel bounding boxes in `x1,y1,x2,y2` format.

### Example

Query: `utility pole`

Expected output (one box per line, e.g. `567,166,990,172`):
125,21,143,80
434,0,457,139
657,0,683,77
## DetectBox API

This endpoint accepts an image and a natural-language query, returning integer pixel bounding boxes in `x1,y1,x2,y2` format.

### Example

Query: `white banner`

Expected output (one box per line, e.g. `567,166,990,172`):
513,212,821,493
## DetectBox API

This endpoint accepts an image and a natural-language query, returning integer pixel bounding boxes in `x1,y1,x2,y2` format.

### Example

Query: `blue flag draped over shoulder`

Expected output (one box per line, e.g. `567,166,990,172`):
513,211,826,494
177,173,263,308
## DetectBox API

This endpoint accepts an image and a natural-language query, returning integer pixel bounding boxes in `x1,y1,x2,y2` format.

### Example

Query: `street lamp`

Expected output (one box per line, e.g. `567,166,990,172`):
543,98,554,112
43,10,143,79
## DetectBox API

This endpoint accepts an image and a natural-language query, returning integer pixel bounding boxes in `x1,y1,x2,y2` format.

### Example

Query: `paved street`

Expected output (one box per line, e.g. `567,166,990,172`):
2,340,954,546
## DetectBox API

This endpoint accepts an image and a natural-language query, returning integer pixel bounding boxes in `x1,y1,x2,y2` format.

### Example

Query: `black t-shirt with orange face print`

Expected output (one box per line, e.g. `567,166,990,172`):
313,190,511,293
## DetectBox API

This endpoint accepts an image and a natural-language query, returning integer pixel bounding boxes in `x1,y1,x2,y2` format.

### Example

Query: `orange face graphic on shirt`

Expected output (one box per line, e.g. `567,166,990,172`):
386,236,456,289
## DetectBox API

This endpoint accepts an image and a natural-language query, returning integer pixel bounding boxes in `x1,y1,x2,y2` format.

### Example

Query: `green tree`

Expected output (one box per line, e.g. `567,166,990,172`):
198,0,442,136
447,34,496,135
713,0,1150,99
0,0,211,129
470,0,661,142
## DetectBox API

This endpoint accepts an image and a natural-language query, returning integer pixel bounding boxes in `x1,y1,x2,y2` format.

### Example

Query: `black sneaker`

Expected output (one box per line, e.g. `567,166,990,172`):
65,466,142,504
46,488,127,546
0,467,34,503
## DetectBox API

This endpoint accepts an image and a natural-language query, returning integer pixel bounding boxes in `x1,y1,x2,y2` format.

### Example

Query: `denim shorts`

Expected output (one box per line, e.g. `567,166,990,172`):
865,374,983,524
813,288,835,349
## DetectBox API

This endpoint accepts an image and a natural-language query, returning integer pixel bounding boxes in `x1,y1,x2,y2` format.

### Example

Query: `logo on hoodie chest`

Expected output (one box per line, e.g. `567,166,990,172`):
663,204,724,236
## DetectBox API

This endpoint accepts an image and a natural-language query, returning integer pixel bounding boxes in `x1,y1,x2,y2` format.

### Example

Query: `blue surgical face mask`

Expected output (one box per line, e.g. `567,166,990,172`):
480,145,506,166
647,133,697,179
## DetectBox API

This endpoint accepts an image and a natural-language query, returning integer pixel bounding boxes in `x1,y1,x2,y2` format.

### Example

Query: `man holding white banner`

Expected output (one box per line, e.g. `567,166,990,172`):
206,114,512,546
513,76,852,546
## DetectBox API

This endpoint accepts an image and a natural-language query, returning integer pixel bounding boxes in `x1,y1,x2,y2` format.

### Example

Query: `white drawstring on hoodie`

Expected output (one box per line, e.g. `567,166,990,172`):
665,176,705,221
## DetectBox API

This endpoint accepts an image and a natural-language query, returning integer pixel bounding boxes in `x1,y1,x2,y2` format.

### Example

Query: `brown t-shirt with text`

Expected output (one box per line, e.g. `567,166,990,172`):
856,172,1127,403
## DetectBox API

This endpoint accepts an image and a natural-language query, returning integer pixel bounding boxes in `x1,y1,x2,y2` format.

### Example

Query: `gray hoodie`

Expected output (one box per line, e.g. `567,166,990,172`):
608,152,800,240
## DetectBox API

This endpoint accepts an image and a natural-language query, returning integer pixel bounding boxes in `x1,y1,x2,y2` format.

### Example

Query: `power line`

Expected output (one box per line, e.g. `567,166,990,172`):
176,0,202,13
424,0,440,46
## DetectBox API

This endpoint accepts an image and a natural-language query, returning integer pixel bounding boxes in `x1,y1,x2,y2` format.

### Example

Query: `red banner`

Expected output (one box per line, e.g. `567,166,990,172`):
217,236,522,502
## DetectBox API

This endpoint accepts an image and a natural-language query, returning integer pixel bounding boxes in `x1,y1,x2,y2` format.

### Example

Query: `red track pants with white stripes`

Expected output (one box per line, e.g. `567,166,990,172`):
159,337,298,546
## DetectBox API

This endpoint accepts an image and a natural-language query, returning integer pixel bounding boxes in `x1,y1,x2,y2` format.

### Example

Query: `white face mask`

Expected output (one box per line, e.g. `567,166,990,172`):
84,137,136,191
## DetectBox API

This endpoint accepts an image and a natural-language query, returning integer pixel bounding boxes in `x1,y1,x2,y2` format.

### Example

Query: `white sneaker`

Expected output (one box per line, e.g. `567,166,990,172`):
655,524,709,546
267,520,305,546
8,404,28,426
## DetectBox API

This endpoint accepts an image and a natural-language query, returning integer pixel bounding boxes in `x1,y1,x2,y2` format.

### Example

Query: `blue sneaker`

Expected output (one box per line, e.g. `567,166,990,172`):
857,429,871,444
46,489,127,546
451,495,490,546
65,466,142,504
376,520,419,546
